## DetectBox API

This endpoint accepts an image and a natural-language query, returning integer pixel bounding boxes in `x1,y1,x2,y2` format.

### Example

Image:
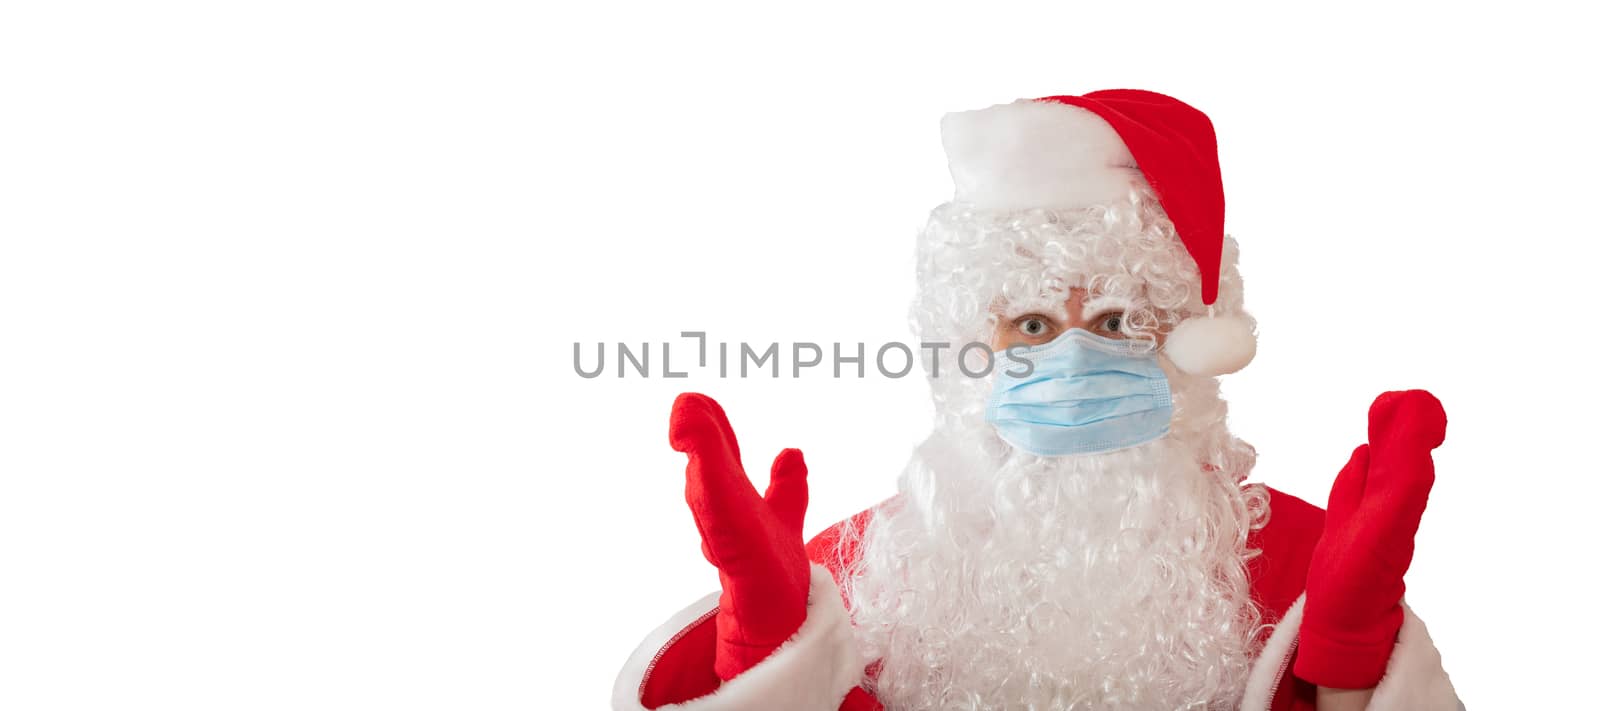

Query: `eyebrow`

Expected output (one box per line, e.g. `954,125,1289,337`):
997,294,1071,320
1081,294,1132,318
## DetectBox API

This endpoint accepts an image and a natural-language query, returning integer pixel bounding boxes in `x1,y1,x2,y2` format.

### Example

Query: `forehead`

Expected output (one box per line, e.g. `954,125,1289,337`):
992,286,1131,319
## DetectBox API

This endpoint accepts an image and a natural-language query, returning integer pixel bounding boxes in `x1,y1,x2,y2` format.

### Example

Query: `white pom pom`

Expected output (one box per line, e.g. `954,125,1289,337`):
1164,313,1257,376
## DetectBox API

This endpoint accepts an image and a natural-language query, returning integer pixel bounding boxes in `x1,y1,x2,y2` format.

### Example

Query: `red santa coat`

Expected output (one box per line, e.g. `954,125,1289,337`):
613,487,1459,710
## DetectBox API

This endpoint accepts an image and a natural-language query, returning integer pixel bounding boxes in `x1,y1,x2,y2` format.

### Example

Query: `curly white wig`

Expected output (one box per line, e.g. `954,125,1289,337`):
838,188,1271,708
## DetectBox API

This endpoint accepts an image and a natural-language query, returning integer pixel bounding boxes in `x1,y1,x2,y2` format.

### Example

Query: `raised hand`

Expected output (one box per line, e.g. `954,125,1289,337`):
669,392,812,681
1296,390,1448,689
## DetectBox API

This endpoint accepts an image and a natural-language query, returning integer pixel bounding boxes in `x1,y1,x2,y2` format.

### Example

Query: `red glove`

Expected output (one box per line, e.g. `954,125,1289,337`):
669,392,812,681
1295,389,1447,689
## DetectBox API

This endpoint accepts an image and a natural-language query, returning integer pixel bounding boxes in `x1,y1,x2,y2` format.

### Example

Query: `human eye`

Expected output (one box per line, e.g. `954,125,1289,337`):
1014,314,1057,342
1093,311,1127,337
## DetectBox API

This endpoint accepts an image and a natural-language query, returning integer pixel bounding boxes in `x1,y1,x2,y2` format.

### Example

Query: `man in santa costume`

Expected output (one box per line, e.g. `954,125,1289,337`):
612,90,1461,710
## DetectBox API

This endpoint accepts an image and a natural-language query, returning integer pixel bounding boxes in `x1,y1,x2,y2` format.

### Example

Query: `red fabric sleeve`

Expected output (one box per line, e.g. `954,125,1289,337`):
1274,656,1320,711
806,506,885,710
1247,487,1325,626
1246,487,1325,710
637,611,722,708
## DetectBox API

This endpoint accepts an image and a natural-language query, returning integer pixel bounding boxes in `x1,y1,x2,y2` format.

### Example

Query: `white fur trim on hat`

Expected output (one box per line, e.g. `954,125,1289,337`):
940,99,1141,211
1164,312,1257,376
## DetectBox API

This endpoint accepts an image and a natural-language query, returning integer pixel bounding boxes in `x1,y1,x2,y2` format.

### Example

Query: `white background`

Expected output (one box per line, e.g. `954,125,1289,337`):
2,2,1596,709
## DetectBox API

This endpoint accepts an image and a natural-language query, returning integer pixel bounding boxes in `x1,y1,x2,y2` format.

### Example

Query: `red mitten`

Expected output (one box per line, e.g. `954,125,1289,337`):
669,392,812,681
1296,389,1447,689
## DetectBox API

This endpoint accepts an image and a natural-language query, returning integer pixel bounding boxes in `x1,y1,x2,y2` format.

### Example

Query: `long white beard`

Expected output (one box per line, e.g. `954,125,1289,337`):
842,371,1265,710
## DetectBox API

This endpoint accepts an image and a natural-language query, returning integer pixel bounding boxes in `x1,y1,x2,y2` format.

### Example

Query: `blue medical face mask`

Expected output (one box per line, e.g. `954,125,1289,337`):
984,328,1174,457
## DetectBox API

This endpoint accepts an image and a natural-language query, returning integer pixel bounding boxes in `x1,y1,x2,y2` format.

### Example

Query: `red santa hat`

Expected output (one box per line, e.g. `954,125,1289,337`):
940,89,1256,376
